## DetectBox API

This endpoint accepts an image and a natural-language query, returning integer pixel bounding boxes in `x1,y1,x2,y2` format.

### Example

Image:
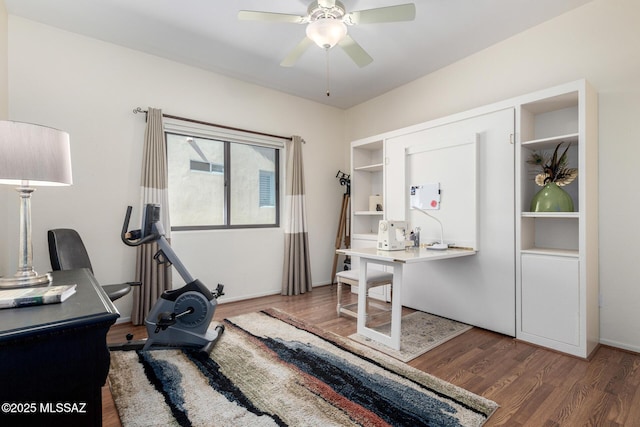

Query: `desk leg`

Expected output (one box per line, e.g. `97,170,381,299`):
390,264,403,350
356,258,402,351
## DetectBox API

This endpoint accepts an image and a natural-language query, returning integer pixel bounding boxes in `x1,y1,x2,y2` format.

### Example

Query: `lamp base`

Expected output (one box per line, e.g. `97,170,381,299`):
427,242,449,251
0,271,52,288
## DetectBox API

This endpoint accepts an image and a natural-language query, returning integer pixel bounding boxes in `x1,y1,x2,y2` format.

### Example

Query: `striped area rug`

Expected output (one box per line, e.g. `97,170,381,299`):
108,309,498,426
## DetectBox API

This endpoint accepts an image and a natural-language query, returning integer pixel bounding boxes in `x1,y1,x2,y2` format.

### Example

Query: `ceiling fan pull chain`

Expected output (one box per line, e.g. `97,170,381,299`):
325,48,331,97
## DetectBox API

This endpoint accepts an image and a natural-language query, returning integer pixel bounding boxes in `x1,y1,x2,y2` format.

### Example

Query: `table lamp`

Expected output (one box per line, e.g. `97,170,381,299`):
410,206,448,250
0,121,72,288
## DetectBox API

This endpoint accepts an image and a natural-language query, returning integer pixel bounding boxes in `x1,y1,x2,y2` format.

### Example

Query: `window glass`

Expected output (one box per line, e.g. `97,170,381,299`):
167,134,225,227
230,144,277,225
167,132,279,229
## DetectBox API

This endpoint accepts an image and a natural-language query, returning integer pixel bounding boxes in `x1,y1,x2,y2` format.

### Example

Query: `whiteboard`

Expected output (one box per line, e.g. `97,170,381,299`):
405,135,479,249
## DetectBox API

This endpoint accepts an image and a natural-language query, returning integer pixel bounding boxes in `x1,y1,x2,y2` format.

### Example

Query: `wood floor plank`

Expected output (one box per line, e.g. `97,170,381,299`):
624,380,640,426
102,285,640,426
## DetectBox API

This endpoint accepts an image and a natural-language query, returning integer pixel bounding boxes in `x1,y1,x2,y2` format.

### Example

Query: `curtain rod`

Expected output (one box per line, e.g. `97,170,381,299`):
133,107,293,141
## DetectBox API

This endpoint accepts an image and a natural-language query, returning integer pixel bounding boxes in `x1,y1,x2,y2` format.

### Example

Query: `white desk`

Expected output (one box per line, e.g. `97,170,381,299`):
336,247,476,350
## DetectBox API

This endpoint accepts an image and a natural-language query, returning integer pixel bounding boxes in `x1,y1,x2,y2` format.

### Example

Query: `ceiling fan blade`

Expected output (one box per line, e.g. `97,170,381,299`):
318,0,336,8
238,10,305,24
338,35,373,68
345,3,416,25
280,37,314,67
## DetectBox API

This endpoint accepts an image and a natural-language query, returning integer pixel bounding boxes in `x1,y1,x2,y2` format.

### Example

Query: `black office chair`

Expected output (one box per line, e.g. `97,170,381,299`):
47,228,140,302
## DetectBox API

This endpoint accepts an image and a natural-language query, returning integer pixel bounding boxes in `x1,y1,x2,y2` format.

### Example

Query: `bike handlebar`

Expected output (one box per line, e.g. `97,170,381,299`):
121,205,159,247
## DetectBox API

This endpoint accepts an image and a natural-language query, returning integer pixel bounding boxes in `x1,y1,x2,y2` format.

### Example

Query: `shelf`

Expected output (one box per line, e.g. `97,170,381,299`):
521,133,579,149
353,139,383,151
522,212,579,218
352,233,377,241
521,91,578,115
354,211,384,216
521,248,579,258
354,163,384,172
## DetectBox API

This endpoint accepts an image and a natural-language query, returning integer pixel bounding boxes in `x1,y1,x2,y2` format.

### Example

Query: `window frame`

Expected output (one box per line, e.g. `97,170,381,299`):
164,118,282,231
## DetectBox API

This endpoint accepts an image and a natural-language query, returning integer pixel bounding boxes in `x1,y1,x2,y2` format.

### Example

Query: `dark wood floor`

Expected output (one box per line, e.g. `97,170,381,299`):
104,285,640,427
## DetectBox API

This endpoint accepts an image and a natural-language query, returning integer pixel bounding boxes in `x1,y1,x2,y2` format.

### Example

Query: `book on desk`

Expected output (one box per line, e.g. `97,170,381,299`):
0,284,77,309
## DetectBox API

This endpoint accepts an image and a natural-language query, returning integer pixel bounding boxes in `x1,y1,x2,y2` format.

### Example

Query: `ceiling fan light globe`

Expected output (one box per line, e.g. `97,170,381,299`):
306,18,347,49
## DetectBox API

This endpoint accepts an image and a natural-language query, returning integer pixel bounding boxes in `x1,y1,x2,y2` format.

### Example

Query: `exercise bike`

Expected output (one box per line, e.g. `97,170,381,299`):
112,204,224,354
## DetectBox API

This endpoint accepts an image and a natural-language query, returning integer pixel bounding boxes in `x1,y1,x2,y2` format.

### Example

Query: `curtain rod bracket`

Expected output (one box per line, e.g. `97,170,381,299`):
133,107,148,122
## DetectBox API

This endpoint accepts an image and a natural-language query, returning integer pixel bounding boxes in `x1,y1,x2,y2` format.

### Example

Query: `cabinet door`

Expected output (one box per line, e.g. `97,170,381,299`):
521,254,579,346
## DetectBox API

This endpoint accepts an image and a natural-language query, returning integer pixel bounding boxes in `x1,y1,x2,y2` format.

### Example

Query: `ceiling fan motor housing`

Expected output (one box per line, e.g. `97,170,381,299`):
307,1,346,22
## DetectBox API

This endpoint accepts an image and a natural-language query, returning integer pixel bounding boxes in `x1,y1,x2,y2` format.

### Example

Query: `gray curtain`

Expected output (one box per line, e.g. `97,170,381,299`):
132,107,172,325
282,135,312,295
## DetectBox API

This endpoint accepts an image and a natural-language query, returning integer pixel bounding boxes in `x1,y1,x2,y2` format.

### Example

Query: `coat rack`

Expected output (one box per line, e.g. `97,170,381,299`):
331,170,351,284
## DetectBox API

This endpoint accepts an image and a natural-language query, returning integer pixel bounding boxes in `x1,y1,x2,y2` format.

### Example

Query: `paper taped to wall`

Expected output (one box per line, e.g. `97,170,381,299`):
410,183,440,210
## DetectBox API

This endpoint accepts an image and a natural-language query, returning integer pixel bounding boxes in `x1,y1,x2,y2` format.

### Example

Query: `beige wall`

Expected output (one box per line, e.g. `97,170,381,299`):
0,1,8,271
345,0,640,352
4,16,345,319
0,0,7,120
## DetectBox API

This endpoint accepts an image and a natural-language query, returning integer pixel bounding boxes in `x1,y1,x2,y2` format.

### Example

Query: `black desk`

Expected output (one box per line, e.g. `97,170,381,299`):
0,268,119,426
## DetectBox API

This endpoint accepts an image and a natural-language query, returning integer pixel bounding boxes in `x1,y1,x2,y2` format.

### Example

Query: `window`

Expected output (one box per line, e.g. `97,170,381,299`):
165,123,281,230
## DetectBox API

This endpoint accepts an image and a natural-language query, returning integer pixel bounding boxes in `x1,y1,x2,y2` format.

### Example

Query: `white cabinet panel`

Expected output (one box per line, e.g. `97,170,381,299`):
521,254,579,346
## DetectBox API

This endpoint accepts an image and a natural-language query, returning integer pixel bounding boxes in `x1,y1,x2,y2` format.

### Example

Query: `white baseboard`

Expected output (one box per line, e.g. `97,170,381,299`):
217,289,280,304
215,281,331,304
115,315,131,324
599,338,640,354
113,281,332,324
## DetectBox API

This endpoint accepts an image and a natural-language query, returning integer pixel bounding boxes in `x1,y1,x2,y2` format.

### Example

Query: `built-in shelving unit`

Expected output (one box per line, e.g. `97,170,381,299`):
515,80,599,358
346,79,597,351
350,138,390,302
351,139,385,241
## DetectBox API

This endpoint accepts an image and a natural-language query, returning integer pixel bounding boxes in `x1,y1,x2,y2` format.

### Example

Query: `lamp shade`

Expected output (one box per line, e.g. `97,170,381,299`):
0,121,72,186
306,18,347,49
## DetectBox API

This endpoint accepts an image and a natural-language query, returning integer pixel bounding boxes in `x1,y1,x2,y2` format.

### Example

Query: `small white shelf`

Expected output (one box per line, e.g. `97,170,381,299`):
354,211,384,216
521,133,579,149
354,163,384,172
352,233,377,241
521,248,579,258
522,211,579,218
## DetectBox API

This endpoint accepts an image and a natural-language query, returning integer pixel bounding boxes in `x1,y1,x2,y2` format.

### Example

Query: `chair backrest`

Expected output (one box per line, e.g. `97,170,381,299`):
47,228,94,273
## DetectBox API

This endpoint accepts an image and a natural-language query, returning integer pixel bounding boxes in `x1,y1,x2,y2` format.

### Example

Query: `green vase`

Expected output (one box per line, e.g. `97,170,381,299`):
530,182,574,212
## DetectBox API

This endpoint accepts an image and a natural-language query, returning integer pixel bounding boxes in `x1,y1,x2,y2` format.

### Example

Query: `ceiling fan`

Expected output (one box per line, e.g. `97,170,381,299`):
238,1,416,68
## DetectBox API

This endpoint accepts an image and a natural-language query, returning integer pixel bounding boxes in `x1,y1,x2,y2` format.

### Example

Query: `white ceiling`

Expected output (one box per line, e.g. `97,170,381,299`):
5,0,592,109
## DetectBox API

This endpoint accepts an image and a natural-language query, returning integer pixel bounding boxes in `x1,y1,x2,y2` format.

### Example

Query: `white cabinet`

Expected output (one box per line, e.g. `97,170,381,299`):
515,80,599,358
521,254,580,346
